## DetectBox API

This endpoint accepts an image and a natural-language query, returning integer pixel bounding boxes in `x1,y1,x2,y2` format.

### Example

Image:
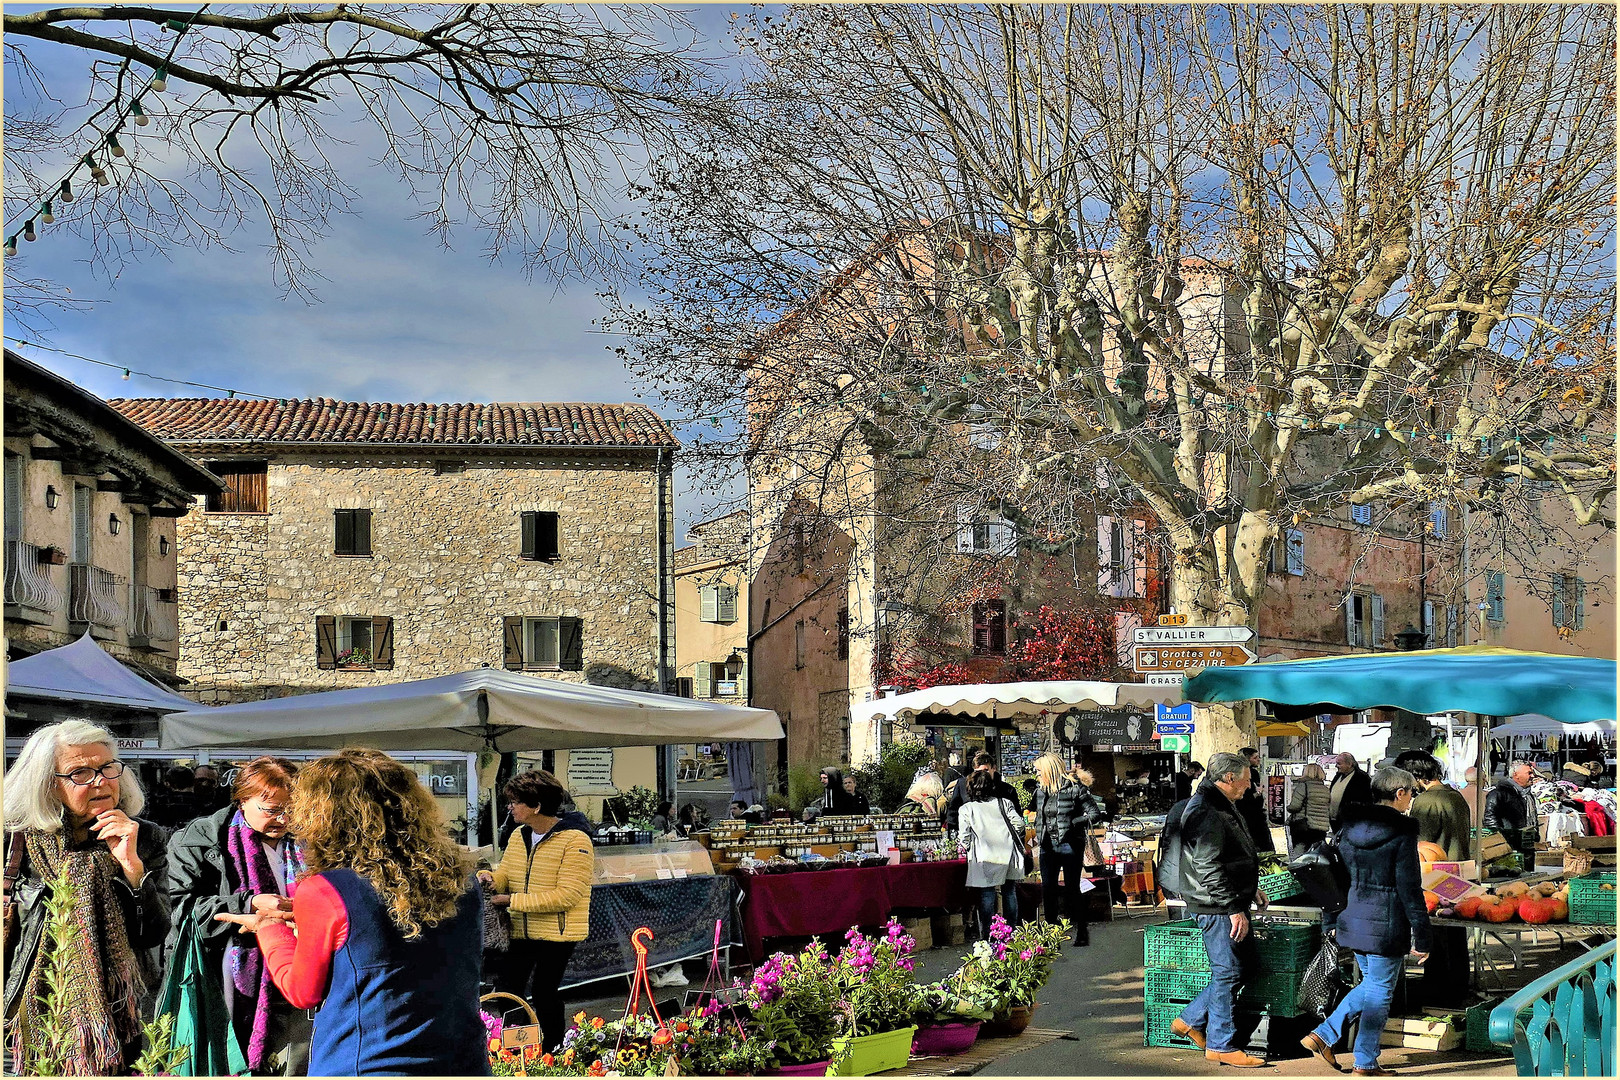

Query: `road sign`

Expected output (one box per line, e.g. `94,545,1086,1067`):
1158,613,1189,626
1133,642,1257,673
1156,703,1194,724
1161,734,1192,753
1143,673,1183,686
1134,626,1256,645
1155,722,1195,735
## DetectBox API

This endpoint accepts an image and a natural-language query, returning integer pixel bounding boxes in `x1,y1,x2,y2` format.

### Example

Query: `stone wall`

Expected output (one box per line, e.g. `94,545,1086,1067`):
176,454,667,702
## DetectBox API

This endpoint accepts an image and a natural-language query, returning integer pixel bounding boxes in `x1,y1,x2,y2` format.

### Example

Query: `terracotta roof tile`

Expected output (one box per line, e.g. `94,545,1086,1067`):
107,397,678,449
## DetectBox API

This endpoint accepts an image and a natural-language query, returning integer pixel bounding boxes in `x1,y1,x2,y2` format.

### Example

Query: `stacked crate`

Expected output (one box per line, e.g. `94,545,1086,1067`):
1143,918,1321,1048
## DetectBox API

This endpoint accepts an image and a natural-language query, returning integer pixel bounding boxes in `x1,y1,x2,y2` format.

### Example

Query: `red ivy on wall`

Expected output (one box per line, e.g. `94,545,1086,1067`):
878,602,1126,692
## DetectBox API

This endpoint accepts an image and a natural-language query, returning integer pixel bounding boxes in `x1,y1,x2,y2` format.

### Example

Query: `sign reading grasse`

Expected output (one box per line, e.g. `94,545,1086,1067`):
1132,643,1256,672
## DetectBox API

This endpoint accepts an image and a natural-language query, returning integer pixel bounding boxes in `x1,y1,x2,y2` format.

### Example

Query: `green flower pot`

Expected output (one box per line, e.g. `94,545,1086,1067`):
827,1026,918,1076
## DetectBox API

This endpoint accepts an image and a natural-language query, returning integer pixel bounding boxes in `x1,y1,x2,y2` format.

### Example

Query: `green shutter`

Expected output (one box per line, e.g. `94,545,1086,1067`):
717,584,738,623
1552,573,1567,629
1575,578,1587,630
699,585,718,623
521,512,538,559
694,663,710,697
559,617,583,670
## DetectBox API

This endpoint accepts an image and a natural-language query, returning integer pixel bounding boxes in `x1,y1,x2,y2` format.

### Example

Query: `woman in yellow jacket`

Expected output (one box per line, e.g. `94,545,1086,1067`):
480,769,594,1051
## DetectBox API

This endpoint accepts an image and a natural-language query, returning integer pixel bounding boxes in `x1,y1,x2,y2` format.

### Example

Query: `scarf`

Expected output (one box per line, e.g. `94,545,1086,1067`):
11,828,145,1076
225,811,306,1070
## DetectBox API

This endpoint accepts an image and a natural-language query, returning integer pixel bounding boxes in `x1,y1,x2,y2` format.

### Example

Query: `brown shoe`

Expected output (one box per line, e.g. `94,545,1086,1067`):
1170,1018,1207,1050
1300,1032,1341,1072
1351,1069,1396,1077
1205,1049,1268,1068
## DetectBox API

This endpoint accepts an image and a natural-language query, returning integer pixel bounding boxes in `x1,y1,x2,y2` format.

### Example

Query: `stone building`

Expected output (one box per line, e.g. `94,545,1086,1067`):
5,351,221,687
671,510,757,782
107,396,679,704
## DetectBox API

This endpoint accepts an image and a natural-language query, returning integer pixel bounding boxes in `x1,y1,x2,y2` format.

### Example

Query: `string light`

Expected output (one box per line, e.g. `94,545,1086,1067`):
5,338,282,401
39,201,54,224
132,101,150,127
58,178,72,203
2,238,15,258
22,221,36,243
150,67,169,93
106,133,125,158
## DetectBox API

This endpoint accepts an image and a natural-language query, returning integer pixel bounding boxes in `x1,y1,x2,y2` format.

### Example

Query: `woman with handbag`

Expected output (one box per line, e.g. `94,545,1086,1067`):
165,756,310,1075
957,770,1026,934
1032,754,1090,947
2,720,171,1076
1286,763,1332,859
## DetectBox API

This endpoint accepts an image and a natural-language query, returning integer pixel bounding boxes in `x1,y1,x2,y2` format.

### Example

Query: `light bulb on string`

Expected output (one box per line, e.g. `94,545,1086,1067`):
121,369,131,380
40,201,54,224
22,220,36,242
150,68,168,93
107,133,125,158
132,100,150,127
86,155,108,185
3,237,16,257
58,178,73,203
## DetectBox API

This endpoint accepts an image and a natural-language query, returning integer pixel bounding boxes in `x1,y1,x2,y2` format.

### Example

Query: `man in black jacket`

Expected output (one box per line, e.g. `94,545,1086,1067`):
1159,752,1269,1068
945,752,1019,833
1484,761,1538,862
1234,747,1276,853
1329,753,1373,832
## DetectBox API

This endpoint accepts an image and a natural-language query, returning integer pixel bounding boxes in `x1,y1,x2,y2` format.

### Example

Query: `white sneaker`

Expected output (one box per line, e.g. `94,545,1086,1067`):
651,966,689,987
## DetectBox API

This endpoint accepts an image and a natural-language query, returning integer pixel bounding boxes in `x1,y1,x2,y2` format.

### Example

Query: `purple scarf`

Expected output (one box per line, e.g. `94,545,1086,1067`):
225,810,305,1070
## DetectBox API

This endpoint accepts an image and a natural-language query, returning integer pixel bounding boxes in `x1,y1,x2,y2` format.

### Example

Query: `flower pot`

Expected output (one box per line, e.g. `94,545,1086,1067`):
767,1060,830,1076
981,1005,1036,1038
911,1021,982,1056
828,1026,918,1076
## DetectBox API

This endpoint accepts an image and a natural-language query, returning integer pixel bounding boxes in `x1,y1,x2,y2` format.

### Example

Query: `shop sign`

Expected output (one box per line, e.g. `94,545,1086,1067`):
405,760,466,797
1054,707,1155,747
567,747,618,795
114,738,160,751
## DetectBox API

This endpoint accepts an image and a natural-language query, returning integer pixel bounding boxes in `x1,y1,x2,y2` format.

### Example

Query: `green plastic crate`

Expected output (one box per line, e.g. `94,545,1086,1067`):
1464,999,1499,1053
1257,869,1303,903
1144,968,1310,1017
1569,872,1618,925
1143,1001,1263,1049
1144,919,1319,973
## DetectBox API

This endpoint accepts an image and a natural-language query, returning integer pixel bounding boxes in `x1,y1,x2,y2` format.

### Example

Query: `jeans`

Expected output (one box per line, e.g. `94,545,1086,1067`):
1040,847,1086,937
1313,952,1403,1070
972,882,1020,935
1178,914,1258,1053
494,939,579,1051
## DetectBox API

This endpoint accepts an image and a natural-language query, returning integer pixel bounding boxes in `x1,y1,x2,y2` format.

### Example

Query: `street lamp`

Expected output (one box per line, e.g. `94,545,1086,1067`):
1393,624,1428,652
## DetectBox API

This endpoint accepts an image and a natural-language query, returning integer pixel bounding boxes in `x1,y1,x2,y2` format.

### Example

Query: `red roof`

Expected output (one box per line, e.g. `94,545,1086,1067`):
107,397,677,449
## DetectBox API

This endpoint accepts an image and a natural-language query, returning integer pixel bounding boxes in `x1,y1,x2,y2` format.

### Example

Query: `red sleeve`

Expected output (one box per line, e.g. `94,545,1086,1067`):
259,873,349,1010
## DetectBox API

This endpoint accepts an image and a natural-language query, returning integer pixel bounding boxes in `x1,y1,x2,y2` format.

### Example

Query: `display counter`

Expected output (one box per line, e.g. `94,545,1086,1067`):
592,839,714,883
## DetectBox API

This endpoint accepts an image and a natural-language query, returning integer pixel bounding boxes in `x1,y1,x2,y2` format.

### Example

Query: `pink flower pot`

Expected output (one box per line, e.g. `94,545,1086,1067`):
768,1060,831,1076
911,1021,982,1056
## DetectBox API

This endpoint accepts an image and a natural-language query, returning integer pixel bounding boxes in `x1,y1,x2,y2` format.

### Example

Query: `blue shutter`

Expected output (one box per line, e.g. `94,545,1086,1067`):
1285,529,1304,576
1575,578,1587,630
1552,573,1567,629
1350,503,1372,526
1487,572,1506,623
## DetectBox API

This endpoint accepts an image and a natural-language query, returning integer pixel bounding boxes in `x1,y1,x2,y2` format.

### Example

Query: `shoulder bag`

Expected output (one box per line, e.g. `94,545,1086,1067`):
1289,836,1350,914
3,833,24,965
996,799,1035,876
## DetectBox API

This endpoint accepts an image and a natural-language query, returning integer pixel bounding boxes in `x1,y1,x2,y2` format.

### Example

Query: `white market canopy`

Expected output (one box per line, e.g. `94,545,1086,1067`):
866,679,1183,726
8,633,198,712
1493,713,1616,740
160,667,783,752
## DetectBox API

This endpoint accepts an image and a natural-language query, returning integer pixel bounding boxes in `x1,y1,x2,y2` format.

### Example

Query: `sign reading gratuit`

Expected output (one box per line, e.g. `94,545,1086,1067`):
566,748,618,795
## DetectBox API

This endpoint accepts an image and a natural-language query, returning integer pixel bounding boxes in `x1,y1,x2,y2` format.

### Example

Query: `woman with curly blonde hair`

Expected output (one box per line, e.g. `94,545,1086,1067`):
216,749,486,1075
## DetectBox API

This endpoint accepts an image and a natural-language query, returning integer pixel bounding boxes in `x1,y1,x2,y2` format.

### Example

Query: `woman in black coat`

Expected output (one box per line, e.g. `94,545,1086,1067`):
1033,754,1097,946
1301,767,1431,1075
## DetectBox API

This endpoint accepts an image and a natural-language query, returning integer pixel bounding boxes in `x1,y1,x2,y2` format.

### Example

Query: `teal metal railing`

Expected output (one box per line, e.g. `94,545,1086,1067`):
1489,938,1615,1076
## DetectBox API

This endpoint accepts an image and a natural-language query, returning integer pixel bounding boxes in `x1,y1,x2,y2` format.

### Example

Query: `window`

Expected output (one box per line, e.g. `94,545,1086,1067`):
956,507,1015,556
1423,599,1436,646
675,676,694,698
315,615,394,670
699,583,738,623
1350,502,1373,526
1486,571,1506,624
520,511,560,561
72,483,92,563
205,461,268,513
1428,502,1449,539
334,509,372,556
971,599,1007,655
1346,593,1384,649
502,615,583,670
793,522,807,573
1552,574,1587,631
1269,529,1305,576
1097,515,1147,597
1446,603,1459,648
3,453,23,542
795,620,806,669
836,607,850,661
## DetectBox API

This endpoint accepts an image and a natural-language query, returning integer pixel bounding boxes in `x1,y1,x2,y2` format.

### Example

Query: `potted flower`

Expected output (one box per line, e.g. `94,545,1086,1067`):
680,1005,772,1077
955,916,1069,1037
336,647,371,669
743,941,851,1075
909,979,994,1056
826,920,922,1076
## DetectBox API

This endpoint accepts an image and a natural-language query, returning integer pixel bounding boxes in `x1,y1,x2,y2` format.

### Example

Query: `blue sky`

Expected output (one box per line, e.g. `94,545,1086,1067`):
3,4,761,535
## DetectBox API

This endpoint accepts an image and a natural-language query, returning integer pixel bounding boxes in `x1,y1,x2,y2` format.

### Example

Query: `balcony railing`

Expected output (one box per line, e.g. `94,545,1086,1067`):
4,540,64,620
128,584,177,646
69,562,124,633
1490,937,1614,1076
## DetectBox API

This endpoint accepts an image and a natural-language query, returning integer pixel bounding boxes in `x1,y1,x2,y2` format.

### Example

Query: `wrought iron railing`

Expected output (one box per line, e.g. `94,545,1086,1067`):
128,583,177,643
68,562,124,630
4,539,63,615
1489,938,1615,1076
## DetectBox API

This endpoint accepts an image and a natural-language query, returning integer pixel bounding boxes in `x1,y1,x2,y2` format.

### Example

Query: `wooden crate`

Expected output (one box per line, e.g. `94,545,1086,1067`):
1379,1017,1461,1051
900,916,933,951
931,912,966,947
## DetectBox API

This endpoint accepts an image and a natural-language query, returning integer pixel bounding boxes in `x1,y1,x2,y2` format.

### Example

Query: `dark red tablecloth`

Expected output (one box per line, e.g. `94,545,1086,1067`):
734,860,971,961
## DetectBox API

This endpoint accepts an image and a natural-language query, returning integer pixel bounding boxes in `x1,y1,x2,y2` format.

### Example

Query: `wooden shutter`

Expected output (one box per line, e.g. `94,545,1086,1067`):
1346,595,1359,647
372,616,394,669
1096,516,1114,592
836,607,849,660
335,510,354,554
72,484,92,562
4,454,22,542
316,615,338,669
538,512,560,560
694,663,711,696
956,505,974,553
1285,530,1304,576
1351,502,1372,526
737,653,748,699
355,510,371,556
1487,571,1506,622
1371,593,1385,647
988,600,1006,653
1552,573,1567,628
242,468,267,513
1575,578,1587,630
717,584,738,623
1446,604,1458,647
559,617,583,670
503,616,523,669
699,585,719,622
1423,600,1436,644
520,512,538,559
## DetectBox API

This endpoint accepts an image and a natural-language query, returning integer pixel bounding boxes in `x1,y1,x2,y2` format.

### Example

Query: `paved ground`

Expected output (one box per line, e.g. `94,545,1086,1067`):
543,897,1617,1075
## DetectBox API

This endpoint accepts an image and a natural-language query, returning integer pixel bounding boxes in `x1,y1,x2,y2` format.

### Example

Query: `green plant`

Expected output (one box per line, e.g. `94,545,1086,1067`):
744,940,853,1068
619,785,662,830
787,760,835,814
849,742,937,813
951,915,1070,1015
912,980,995,1026
835,920,923,1036
17,865,191,1076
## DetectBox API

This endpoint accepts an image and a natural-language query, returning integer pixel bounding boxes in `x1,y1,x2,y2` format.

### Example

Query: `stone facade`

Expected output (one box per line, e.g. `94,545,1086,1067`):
173,454,673,702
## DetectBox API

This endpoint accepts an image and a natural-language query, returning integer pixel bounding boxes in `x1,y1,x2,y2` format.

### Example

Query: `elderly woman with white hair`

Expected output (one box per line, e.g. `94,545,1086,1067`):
3,720,171,1075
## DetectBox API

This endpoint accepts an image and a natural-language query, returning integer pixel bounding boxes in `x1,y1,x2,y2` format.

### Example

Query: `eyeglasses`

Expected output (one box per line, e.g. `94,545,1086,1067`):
251,803,290,820
55,761,127,786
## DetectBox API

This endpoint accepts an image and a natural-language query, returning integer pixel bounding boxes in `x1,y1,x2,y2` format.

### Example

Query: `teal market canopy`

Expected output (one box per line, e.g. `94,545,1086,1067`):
1184,646,1616,725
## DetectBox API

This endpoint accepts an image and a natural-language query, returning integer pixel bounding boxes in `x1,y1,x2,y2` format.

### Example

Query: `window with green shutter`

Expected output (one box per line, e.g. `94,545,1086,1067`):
1486,571,1506,624
334,509,372,556
520,511,560,561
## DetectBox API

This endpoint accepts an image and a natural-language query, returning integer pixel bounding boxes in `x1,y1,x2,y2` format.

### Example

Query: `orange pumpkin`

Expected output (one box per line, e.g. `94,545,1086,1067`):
1481,899,1517,923
1550,899,1569,921
1454,896,1486,919
1518,897,1554,924
1417,841,1448,872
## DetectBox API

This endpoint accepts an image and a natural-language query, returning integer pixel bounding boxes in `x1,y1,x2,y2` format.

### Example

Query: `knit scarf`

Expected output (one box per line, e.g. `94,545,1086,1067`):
225,811,306,1071
11,828,145,1076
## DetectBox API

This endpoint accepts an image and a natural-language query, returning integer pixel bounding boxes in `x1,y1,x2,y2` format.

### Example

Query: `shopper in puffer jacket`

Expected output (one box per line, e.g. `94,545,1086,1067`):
1300,767,1431,1076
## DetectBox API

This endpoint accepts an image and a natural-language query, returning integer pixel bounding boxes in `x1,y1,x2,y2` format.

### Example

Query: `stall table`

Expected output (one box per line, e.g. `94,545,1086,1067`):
1427,917,1617,990
559,875,734,989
